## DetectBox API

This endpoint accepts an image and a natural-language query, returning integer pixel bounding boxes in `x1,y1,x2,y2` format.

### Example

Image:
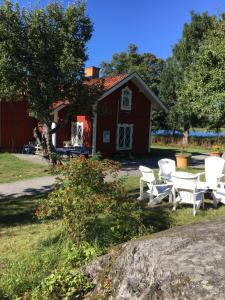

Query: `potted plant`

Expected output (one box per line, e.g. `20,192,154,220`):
209,144,224,157
175,147,191,168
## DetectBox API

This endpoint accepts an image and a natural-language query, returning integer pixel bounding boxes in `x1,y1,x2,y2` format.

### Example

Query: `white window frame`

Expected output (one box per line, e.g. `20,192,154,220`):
71,122,83,146
116,123,133,150
121,86,132,111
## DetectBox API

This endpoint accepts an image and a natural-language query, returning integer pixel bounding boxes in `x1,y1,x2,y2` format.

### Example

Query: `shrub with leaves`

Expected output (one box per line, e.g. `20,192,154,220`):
30,243,101,300
38,156,144,244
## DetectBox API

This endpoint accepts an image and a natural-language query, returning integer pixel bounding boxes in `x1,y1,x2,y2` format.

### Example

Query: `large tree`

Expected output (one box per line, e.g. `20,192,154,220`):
160,12,217,142
100,43,164,96
179,17,225,131
0,0,98,158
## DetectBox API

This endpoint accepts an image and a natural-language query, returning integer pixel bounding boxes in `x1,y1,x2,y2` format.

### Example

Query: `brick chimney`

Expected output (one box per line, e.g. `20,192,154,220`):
84,66,100,79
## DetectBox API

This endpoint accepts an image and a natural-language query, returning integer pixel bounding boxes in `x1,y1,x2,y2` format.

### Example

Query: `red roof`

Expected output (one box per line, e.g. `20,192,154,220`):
86,74,129,91
52,74,129,110
52,100,69,110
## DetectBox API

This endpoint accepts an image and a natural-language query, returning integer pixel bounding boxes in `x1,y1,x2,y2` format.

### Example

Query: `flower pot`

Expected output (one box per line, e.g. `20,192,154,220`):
175,154,190,168
208,152,223,157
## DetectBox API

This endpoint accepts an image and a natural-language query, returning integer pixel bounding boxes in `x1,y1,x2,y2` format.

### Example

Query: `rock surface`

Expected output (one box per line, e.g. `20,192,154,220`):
85,217,225,299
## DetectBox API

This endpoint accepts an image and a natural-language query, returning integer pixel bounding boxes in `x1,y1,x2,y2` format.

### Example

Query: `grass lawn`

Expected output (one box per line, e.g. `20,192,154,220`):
0,153,49,183
0,195,69,299
151,142,210,154
1,173,225,298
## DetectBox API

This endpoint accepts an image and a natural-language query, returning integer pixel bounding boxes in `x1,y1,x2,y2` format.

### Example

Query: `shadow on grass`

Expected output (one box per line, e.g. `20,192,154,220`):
86,198,174,248
0,195,46,227
112,147,204,170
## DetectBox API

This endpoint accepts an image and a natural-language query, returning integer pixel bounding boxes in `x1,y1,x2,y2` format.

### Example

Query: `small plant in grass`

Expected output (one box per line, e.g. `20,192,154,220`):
30,243,101,300
209,143,224,156
176,146,191,158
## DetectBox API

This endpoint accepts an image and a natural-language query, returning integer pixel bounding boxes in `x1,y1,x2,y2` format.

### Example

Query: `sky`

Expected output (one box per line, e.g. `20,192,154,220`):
15,0,225,67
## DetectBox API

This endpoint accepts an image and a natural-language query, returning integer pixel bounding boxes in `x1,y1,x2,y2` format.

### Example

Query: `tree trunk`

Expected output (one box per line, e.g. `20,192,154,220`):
183,123,189,145
45,124,55,164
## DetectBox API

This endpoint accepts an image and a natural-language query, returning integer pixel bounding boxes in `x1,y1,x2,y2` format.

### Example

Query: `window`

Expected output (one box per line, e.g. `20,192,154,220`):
71,122,83,146
121,87,132,110
116,124,133,150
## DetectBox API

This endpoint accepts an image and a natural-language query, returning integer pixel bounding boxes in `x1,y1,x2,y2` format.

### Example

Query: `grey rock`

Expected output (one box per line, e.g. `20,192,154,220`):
85,217,225,299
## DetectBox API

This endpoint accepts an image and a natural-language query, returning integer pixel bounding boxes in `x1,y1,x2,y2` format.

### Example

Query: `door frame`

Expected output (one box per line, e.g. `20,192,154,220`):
71,121,84,146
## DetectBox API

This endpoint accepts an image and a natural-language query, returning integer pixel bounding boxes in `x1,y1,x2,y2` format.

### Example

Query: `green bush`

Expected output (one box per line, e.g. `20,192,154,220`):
34,157,145,298
38,156,144,245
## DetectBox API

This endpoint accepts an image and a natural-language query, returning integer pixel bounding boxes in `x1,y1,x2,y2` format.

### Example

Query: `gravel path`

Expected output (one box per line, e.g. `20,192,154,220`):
0,153,208,199
14,154,49,165
0,176,55,199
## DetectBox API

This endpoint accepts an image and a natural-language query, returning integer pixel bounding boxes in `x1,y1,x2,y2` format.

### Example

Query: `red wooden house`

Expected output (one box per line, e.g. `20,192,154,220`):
52,67,167,156
0,67,167,156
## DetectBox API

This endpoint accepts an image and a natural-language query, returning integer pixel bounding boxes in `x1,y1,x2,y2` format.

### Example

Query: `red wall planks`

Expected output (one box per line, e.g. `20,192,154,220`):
0,100,37,152
96,80,151,156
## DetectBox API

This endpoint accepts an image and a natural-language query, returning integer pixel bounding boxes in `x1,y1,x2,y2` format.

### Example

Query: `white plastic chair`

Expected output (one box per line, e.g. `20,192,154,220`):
212,182,225,207
158,158,176,182
197,157,225,190
137,166,155,201
138,165,173,205
172,172,204,216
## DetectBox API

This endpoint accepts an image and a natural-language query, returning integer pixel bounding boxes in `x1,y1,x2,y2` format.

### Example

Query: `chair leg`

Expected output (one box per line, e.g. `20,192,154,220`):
137,179,144,201
193,204,196,216
171,187,176,209
148,188,153,205
172,201,177,211
213,197,218,208
169,192,173,203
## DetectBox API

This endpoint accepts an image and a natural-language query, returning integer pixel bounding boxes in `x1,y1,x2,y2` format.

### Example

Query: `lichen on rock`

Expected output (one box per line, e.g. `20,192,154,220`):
85,217,225,299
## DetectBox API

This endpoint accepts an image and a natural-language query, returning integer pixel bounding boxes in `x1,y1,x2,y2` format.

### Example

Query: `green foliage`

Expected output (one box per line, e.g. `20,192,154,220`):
38,156,144,245
30,243,100,300
100,43,164,96
0,0,100,154
31,270,93,300
89,151,102,161
160,12,218,133
179,18,225,130
173,11,217,68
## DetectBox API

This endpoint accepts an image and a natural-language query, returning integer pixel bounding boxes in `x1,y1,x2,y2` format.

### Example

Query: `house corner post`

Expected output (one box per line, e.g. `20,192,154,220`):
92,104,97,156
148,104,153,152
52,111,58,147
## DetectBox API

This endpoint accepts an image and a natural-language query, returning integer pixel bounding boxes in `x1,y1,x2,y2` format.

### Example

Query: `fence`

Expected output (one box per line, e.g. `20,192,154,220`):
152,135,225,149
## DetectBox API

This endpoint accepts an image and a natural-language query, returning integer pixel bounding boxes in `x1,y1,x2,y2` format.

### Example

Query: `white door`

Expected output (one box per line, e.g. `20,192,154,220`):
116,124,133,150
71,122,83,146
